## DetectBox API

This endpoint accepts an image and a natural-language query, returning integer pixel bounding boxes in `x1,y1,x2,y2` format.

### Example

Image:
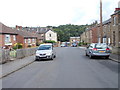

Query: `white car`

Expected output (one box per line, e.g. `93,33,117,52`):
35,43,56,60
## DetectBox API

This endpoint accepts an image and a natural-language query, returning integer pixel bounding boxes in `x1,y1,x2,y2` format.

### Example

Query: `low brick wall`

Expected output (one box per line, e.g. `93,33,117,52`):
0,48,37,64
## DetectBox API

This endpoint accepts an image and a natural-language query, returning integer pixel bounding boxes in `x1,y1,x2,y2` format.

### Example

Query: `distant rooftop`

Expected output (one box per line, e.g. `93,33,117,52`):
70,37,80,39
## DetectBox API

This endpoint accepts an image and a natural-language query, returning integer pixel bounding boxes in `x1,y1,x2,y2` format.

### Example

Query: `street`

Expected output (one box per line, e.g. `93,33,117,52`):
2,47,118,88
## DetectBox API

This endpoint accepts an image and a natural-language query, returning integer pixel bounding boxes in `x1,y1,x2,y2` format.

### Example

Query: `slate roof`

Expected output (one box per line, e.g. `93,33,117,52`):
0,22,37,38
16,30,37,38
102,18,111,25
0,22,18,34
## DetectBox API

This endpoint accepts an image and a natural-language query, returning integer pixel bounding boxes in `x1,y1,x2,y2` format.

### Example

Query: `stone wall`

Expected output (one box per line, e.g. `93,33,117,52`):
112,47,120,54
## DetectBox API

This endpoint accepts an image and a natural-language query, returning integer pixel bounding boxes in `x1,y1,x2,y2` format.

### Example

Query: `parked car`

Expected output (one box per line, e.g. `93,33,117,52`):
85,43,111,59
35,43,56,61
61,43,66,47
71,43,77,47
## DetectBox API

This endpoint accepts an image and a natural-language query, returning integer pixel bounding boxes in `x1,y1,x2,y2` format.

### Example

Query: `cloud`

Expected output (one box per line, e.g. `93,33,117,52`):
0,0,119,27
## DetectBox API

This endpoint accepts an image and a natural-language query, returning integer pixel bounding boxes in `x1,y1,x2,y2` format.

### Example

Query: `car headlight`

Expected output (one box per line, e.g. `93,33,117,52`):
36,53,39,56
46,52,52,55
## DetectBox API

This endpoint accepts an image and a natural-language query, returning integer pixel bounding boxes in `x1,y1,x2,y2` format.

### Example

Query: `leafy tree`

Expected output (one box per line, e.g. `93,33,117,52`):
53,24,88,42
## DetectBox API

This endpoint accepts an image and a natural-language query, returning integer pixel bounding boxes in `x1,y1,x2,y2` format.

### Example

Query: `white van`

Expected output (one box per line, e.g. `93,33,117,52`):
35,43,56,60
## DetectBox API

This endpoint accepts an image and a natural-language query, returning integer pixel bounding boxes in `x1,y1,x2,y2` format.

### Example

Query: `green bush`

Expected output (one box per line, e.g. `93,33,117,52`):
44,40,56,43
78,42,81,46
78,42,88,46
13,43,23,49
36,42,44,46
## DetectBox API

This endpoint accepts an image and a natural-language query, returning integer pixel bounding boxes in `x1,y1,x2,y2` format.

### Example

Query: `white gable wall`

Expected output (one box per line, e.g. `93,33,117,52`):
45,30,57,42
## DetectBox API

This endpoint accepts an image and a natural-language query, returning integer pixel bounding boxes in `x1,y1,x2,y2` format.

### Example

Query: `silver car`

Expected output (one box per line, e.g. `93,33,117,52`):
85,43,111,59
35,43,56,60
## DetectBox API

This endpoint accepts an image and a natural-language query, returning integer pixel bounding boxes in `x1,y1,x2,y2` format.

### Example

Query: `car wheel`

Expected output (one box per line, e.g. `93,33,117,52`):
35,59,38,61
51,55,54,60
86,52,88,56
105,56,109,59
54,55,56,58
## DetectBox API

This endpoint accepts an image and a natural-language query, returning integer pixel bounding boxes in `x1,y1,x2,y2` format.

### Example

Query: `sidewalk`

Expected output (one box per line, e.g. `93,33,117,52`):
0,55,35,78
109,53,120,63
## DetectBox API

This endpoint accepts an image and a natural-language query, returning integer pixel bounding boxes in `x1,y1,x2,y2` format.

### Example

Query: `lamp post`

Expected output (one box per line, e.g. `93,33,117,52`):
100,0,103,43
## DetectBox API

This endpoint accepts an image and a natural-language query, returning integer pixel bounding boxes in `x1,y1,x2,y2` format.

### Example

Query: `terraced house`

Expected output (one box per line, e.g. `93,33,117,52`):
80,3,120,54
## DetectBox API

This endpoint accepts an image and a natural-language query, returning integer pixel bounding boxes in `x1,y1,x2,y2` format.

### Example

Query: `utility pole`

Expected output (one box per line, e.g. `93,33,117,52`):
100,0,103,43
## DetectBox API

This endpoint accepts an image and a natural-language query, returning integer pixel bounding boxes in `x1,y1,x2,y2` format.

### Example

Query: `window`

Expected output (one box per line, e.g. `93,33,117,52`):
5,34,11,43
119,31,120,44
103,38,107,43
49,34,51,37
28,39,31,43
113,16,116,25
24,39,27,43
108,38,110,45
113,31,115,46
13,35,16,41
32,38,35,43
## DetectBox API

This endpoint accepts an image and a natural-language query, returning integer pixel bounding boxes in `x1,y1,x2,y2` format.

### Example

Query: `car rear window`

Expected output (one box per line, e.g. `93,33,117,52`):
95,44,107,49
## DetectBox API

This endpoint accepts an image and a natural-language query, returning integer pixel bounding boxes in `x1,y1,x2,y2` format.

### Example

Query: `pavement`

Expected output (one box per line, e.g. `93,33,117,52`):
109,53,120,63
0,47,119,79
0,55,35,78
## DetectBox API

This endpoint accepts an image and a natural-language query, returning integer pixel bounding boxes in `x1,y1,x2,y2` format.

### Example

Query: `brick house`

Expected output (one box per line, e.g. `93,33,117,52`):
91,26,98,43
0,23,18,49
0,23,37,49
15,28,37,48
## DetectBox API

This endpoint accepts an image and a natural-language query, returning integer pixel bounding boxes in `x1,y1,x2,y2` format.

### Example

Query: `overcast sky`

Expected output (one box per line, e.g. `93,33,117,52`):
0,0,119,27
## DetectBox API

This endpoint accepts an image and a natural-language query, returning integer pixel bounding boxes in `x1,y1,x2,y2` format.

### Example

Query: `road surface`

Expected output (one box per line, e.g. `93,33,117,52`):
2,47,118,88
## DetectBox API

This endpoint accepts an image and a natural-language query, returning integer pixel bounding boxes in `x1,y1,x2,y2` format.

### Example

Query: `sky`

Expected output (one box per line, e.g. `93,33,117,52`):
0,0,119,27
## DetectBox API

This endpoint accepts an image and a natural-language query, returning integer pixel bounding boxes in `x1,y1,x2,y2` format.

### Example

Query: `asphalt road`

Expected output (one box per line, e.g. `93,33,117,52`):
2,47,119,88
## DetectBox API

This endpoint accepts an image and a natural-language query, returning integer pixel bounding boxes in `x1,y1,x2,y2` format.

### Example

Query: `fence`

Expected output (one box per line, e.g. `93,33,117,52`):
0,48,36,64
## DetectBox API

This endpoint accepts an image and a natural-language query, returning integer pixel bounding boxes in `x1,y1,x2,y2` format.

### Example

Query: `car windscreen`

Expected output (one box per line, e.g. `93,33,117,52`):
37,45,52,50
95,44,108,49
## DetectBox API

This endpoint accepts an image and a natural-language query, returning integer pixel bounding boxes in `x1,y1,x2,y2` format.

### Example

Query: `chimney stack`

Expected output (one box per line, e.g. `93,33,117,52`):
16,25,22,30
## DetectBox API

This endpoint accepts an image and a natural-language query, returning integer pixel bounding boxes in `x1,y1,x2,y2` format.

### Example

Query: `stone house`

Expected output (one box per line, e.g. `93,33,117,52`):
80,28,92,44
102,19,111,45
111,8,120,48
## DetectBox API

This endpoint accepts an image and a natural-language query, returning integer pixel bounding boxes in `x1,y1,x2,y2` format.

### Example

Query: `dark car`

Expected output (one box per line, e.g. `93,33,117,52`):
71,43,77,47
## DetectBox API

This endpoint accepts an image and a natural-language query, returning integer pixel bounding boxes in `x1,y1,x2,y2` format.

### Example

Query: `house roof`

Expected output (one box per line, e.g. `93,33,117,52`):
16,30,37,38
102,18,111,25
35,33,44,40
0,22,18,34
0,22,37,38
